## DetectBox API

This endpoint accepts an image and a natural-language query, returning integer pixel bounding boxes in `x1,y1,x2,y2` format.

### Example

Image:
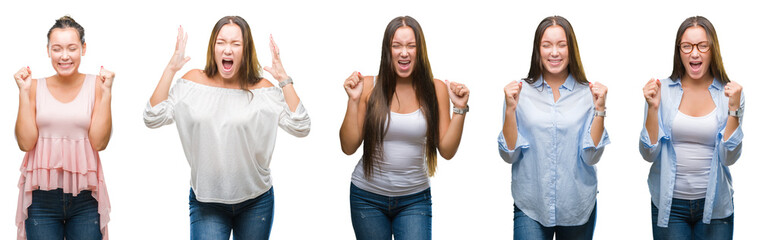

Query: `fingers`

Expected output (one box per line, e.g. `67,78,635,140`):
344,71,363,89
269,34,280,59
446,80,469,97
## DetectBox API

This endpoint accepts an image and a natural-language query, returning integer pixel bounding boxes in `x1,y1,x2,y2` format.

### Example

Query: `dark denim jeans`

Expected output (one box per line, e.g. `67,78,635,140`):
513,203,596,240
189,187,274,240
651,198,733,240
25,189,102,240
349,183,432,240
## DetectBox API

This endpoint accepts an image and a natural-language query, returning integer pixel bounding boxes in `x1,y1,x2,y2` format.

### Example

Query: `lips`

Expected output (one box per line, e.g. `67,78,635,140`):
222,59,233,71
547,59,562,66
58,62,73,69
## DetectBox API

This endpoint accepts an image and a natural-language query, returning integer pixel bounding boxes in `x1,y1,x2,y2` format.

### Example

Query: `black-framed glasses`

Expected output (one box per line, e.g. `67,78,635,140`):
679,41,710,53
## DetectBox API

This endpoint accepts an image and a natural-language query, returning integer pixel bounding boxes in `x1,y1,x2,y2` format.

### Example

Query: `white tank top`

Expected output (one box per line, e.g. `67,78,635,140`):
672,108,718,200
351,108,430,197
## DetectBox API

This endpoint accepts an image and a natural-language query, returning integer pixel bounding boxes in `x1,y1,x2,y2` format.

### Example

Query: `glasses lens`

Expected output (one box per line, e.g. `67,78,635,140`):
680,44,693,53
697,43,710,52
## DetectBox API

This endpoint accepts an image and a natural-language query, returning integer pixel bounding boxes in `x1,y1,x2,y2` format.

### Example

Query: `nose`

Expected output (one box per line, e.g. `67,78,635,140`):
61,50,71,60
401,47,409,57
689,49,700,59
551,46,559,56
223,44,232,55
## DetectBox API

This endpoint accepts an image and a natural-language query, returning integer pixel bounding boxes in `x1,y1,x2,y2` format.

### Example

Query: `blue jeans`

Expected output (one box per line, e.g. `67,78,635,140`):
25,189,102,240
349,183,432,240
651,199,733,240
189,187,274,240
513,203,596,240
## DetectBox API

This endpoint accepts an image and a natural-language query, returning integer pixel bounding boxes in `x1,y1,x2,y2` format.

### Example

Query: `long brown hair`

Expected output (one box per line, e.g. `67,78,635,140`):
204,16,263,91
526,16,588,85
670,16,729,84
362,16,440,177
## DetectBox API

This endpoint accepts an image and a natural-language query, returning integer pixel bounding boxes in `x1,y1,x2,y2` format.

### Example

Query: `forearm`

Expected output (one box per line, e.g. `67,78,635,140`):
645,107,659,145
502,108,518,150
439,113,466,159
281,84,301,112
723,116,739,141
89,91,112,151
590,109,605,146
150,68,178,107
15,92,38,151
339,99,362,155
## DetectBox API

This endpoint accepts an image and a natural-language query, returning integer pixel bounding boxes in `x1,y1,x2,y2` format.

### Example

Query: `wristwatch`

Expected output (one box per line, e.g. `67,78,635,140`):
728,107,743,117
453,104,469,115
594,109,606,117
279,77,293,88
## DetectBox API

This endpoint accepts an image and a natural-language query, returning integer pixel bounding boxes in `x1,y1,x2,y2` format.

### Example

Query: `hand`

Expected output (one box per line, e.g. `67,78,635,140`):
643,78,661,109
589,81,607,111
97,66,115,92
344,71,364,101
263,34,289,82
504,80,522,112
724,80,742,111
14,66,32,92
167,26,190,73
445,80,469,109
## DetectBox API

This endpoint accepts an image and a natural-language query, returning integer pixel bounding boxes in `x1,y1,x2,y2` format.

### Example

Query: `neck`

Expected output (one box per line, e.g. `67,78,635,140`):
543,70,569,86
682,73,713,88
216,75,239,88
396,76,413,85
53,72,84,85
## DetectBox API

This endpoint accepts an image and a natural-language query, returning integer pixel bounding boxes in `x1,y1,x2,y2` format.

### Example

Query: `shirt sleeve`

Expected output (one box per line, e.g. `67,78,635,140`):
579,108,610,166
275,90,311,138
639,102,667,163
719,93,744,166
497,100,529,164
143,80,183,129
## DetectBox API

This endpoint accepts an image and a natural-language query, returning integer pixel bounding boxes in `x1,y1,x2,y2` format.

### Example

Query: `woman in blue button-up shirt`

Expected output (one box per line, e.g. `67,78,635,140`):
640,16,743,240
498,16,610,240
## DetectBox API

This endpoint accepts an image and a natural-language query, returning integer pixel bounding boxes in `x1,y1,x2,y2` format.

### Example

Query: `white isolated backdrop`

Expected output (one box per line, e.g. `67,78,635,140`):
0,0,755,239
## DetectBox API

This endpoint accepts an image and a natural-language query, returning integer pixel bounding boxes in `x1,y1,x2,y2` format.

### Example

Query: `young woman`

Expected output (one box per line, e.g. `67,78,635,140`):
143,16,310,239
340,16,470,240
498,16,609,240
640,16,743,240
15,16,114,240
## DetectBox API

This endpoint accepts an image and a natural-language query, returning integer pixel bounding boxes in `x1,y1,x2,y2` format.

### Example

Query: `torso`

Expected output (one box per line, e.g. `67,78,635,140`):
679,77,716,116
44,74,87,103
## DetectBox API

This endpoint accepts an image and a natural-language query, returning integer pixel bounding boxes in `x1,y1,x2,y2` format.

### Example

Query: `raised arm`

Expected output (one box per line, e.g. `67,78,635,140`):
89,67,114,151
340,72,372,155
263,35,300,112
150,26,190,107
14,67,38,152
436,79,469,160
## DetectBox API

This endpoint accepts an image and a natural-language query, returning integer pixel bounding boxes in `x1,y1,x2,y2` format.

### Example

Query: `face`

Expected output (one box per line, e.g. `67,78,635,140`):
539,25,569,76
214,23,244,80
679,26,712,81
391,26,417,79
47,28,85,77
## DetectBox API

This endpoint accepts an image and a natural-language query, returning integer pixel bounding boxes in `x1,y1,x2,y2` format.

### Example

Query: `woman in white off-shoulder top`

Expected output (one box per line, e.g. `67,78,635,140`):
143,16,310,240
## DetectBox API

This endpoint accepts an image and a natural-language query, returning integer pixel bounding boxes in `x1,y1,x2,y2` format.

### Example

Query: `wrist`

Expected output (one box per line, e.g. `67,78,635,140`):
278,77,293,88
595,106,606,112
453,104,469,115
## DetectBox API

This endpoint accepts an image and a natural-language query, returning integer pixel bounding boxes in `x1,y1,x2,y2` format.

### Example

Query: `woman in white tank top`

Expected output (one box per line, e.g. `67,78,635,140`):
640,16,744,240
339,16,470,240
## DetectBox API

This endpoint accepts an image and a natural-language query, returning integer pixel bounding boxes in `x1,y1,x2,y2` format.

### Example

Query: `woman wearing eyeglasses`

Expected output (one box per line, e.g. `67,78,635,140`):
499,16,609,240
640,16,743,240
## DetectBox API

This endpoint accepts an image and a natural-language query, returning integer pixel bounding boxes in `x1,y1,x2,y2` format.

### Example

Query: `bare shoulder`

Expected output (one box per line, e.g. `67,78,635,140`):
361,75,375,103
181,69,206,83
433,78,448,93
252,78,275,89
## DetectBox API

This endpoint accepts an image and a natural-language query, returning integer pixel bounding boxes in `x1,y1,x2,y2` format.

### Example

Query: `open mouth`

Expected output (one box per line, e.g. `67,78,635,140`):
222,59,234,71
689,61,702,72
398,60,411,70
547,59,562,66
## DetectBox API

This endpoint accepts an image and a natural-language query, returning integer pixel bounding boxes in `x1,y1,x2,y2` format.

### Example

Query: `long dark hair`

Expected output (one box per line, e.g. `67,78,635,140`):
362,16,440,177
670,16,729,84
204,16,263,91
525,16,588,85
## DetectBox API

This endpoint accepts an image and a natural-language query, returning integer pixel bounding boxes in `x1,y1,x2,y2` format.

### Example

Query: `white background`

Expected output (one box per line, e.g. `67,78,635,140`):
1,0,756,239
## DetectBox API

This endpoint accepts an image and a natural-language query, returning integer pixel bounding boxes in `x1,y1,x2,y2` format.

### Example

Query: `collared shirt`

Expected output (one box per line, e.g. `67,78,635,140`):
639,77,744,227
498,75,610,227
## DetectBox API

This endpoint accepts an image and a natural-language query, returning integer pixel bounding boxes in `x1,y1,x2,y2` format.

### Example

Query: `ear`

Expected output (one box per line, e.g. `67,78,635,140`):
81,42,87,56
47,44,51,58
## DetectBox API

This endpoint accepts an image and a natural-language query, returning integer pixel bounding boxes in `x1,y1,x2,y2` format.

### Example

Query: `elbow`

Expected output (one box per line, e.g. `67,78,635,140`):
18,142,35,152
439,150,455,160
341,144,358,155
91,141,108,152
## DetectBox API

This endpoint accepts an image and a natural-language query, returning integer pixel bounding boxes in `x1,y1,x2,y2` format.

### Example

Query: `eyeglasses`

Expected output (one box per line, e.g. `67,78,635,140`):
679,41,710,54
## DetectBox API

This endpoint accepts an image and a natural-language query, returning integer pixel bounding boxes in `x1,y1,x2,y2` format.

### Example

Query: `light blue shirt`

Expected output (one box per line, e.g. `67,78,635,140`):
639,77,744,227
498,75,610,227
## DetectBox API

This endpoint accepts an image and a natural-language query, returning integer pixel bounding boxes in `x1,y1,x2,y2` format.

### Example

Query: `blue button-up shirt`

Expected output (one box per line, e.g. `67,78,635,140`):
640,77,744,227
498,75,610,227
